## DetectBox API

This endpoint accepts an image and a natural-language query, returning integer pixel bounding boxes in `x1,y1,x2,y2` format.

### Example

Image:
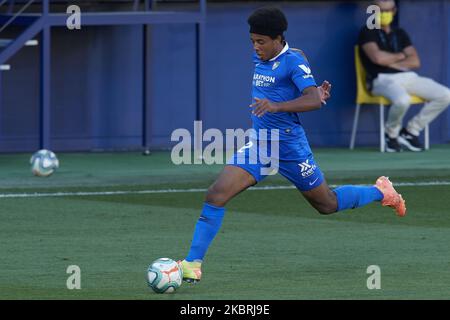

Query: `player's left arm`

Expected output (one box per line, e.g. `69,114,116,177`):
250,81,331,117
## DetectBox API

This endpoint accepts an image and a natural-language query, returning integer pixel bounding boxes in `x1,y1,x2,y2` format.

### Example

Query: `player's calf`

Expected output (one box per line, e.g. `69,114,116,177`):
302,184,338,215
315,204,338,215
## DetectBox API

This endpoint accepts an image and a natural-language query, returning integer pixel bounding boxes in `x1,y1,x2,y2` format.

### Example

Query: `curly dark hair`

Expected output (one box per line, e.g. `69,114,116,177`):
248,6,288,40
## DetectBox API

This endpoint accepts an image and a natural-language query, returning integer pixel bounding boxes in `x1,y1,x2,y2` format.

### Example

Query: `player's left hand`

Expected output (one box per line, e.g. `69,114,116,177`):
318,80,332,105
250,98,279,117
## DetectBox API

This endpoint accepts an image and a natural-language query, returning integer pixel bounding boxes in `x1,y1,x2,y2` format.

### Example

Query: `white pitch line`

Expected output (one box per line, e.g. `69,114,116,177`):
0,181,449,199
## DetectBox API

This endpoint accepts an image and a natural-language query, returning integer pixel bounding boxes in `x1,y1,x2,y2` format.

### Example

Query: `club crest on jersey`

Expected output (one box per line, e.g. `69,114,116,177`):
272,61,280,70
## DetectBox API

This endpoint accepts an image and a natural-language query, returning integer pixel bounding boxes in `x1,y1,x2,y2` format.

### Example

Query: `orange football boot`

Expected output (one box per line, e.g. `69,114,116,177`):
375,176,406,217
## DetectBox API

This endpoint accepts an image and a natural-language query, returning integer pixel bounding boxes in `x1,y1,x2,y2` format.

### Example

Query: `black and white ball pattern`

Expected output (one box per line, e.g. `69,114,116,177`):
30,149,59,177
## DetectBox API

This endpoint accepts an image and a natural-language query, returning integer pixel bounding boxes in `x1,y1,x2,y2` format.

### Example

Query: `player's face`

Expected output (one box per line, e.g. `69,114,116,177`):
250,33,283,61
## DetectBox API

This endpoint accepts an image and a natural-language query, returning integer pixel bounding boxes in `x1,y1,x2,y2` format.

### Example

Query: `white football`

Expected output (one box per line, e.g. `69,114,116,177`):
30,149,59,177
147,258,183,294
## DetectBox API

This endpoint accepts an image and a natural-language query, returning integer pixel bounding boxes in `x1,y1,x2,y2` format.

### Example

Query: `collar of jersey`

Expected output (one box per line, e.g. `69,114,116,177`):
269,42,289,61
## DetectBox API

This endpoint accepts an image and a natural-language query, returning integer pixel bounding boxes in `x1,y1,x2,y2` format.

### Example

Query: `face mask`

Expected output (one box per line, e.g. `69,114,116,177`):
378,11,394,26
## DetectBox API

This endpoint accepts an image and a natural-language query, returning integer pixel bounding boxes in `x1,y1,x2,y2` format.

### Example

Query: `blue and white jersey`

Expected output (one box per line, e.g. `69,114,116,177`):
251,42,317,159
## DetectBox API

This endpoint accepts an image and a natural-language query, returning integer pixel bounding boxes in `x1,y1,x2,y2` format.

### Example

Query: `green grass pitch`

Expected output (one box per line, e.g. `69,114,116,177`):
1,146,450,299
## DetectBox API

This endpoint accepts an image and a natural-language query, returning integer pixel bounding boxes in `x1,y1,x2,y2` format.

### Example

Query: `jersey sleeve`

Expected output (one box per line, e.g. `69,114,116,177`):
288,54,317,93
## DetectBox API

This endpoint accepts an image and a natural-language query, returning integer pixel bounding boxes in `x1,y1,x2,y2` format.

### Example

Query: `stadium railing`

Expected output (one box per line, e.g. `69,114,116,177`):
0,0,206,151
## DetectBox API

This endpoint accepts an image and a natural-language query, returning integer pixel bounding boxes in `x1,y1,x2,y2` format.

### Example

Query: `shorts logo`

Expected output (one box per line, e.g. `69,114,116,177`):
299,159,316,178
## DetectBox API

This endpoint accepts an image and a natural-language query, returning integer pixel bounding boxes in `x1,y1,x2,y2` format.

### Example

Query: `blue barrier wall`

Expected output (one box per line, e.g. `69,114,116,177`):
398,0,449,144
0,0,449,152
1,25,144,151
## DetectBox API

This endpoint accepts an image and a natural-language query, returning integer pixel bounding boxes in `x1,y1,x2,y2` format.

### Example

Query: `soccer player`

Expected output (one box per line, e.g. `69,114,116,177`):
179,6,406,283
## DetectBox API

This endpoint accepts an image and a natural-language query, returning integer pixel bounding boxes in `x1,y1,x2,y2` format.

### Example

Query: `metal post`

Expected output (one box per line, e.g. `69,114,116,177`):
142,25,152,154
193,0,206,161
195,0,206,122
443,0,449,143
200,0,206,14
0,71,2,146
142,0,152,154
349,104,360,150
380,104,385,153
40,26,50,149
43,0,49,15
425,124,429,150
40,0,50,149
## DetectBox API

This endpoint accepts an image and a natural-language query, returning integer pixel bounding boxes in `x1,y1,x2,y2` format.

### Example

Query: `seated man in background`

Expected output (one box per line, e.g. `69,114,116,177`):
358,0,450,152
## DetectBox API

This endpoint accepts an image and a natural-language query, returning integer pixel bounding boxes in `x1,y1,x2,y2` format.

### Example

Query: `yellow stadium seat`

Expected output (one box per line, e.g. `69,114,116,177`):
350,46,429,152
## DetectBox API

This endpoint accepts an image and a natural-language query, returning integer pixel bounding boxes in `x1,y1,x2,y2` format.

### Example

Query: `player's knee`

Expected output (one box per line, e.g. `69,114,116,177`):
205,185,228,207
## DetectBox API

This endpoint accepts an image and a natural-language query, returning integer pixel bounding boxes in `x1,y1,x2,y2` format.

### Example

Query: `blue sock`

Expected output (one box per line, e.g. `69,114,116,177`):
334,186,383,212
186,203,225,262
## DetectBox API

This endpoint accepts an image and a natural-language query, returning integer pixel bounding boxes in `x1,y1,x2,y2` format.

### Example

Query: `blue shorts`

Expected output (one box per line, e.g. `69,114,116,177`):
227,140,324,191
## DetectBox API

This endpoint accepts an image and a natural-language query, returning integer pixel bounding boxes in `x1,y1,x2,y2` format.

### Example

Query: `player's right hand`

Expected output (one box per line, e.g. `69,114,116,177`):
250,97,280,117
